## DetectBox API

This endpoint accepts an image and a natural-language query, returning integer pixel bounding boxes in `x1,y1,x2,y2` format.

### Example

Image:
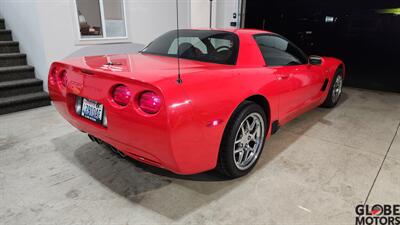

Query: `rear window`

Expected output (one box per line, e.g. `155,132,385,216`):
142,30,239,65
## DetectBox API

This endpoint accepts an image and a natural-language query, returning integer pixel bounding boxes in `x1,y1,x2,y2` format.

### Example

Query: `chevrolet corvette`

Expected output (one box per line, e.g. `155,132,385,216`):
48,29,344,178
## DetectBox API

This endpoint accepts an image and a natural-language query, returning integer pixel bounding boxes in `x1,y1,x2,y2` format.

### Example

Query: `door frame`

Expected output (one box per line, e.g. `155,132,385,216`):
239,0,246,28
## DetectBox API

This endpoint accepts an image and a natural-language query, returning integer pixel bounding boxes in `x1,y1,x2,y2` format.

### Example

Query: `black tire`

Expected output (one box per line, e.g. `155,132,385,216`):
217,101,267,178
321,68,344,108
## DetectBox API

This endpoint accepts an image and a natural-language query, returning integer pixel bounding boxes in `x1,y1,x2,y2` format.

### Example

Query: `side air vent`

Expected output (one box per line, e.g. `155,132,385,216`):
321,79,329,91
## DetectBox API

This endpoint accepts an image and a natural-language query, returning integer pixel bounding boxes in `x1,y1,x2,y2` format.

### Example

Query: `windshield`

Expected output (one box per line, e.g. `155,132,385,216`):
141,30,239,65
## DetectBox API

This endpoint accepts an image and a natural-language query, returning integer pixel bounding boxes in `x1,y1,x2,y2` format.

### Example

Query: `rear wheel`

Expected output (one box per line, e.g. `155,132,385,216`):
321,68,343,108
217,101,267,178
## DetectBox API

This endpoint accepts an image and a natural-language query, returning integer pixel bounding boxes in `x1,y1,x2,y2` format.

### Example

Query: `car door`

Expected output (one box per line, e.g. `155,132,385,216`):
254,34,324,124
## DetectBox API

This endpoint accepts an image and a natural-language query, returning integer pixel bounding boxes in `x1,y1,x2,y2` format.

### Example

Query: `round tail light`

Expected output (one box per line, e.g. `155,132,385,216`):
49,67,57,86
58,70,68,87
139,91,161,114
112,85,131,106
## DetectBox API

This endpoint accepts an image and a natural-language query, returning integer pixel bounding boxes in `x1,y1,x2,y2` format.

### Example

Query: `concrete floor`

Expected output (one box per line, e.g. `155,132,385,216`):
0,87,399,225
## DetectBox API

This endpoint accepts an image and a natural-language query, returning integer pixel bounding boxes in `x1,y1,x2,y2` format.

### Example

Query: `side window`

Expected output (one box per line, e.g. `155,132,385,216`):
254,35,308,66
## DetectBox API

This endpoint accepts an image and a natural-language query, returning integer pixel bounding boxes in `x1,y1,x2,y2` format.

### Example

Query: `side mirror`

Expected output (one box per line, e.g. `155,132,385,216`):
309,55,323,65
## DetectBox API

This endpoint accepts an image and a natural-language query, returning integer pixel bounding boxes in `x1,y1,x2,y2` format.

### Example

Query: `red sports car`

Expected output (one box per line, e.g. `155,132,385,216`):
48,29,344,178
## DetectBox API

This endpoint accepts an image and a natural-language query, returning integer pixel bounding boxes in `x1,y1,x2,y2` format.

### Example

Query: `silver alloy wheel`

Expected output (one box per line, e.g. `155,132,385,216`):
332,74,343,103
233,112,265,170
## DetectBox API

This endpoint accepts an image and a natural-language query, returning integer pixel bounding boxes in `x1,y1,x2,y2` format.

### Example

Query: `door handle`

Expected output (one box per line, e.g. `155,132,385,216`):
278,74,290,80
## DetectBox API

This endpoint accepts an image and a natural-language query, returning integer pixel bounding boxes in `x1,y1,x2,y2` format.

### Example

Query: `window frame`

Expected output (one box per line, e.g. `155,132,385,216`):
253,33,309,67
73,0,129,44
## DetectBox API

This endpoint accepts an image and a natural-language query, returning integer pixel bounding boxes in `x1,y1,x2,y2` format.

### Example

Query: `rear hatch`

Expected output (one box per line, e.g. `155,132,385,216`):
60,53,220,84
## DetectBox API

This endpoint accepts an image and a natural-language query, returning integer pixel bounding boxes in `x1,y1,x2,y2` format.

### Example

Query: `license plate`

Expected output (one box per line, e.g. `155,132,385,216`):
80,98,104,124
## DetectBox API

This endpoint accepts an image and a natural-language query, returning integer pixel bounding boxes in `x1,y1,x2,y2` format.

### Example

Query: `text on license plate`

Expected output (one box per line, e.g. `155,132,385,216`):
81,98,104,123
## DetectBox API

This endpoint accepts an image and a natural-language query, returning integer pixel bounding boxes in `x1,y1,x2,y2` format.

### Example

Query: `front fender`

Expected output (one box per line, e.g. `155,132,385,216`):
322,57,345,79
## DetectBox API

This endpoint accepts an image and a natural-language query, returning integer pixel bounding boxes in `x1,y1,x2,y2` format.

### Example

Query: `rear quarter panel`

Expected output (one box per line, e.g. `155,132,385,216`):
171,65,281,171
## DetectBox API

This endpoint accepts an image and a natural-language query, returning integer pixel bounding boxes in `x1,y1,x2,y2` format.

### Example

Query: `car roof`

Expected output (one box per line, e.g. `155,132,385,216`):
189,28,275,35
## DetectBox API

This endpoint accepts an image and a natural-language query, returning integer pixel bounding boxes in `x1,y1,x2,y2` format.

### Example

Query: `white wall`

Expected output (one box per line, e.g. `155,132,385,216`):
0,0,191,91
124,0,191,45
190,0,242,29
191,0,215,28
0,0,241,91
215,0,241,28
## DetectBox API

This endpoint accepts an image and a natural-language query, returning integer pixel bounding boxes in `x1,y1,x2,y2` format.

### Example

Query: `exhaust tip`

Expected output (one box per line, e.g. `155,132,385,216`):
95,138,102,144
110,146,126,158
88,134,103,144
88,134,96,142
88,134,126,158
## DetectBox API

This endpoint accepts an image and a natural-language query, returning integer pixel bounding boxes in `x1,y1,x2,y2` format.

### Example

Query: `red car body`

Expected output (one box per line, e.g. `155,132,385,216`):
48,29,344,175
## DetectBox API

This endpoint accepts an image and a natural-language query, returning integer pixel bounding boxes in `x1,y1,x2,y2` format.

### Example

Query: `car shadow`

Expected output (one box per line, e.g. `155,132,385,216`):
53,92,348,220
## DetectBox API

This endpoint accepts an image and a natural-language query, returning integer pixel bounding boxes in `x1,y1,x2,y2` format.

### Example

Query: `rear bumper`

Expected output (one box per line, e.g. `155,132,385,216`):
49,83,220,175
52,98,173,167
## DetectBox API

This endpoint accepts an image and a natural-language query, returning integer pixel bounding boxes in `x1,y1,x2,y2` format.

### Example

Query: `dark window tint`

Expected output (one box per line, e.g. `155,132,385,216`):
142,30,239,65
254,35,308,66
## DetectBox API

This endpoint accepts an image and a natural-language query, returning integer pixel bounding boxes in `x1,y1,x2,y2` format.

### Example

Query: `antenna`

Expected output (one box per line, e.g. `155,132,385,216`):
176,0,182,84
209,0,213,28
